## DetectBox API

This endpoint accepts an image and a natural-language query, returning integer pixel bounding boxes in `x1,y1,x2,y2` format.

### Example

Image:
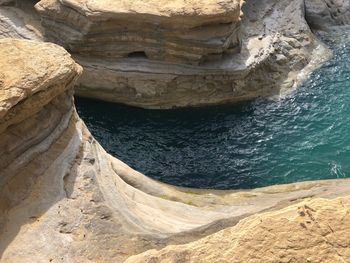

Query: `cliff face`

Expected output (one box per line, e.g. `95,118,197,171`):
36,0,242,65
1,0,349,109
0,38,82,260
1,1,350,262
2,38,350,262
305,0,350,31
33,0,328,109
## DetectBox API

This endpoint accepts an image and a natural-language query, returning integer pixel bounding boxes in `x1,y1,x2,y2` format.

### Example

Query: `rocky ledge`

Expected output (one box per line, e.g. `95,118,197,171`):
36,0,242,65
2,38,350,262
127,196,350,263
1,0,349,109
32,0,329,108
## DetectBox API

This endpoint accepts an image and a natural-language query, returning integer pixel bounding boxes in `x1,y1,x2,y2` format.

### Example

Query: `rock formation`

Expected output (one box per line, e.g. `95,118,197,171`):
36,0,242,65
0,0,42,40
1,0,349,109
3,38,350,262
126,196,350,263
1,0,350,262
305,0,350,31
34,0,329,108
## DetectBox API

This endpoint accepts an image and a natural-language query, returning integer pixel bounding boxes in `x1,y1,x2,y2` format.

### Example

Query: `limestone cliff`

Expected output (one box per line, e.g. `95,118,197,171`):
1,0,349,109
34,0,328,109
36,0,242,65
2,0,350,262
3,38,350,263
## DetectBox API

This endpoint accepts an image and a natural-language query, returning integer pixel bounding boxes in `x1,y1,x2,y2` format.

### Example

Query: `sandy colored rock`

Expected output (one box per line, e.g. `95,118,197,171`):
2,38,350,263
36,0,242,65
0,1,43,40
1,1,350,262
126,196,350,263
35,0,331,109
0,38,79,120
57,0,239,19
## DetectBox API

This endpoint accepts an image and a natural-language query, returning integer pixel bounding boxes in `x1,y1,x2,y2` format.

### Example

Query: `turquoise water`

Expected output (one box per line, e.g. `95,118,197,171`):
76,32,350,190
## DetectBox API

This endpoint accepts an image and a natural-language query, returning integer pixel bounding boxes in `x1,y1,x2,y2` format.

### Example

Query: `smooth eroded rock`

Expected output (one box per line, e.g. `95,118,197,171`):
126,197,350,263
1,38,350,263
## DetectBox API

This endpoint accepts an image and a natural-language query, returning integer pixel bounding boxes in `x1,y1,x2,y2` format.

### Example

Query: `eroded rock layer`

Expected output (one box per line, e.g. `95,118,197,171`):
0,1,42,40
126,197,350,263
3,38,350,263
34,0,330,109
36,0,242,65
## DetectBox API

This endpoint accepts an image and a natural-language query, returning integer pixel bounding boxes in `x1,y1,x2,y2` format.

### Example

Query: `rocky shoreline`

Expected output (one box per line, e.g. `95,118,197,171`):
0,0,338,108
1,0,350,262
37,0,327,109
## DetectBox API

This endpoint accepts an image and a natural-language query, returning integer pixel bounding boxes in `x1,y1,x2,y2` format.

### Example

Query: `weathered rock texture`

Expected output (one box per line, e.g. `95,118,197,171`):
3,38,350,263
126,196,350,263
0,0,14,6
36,0,242,65
0,0,42,40
35,0,330,108
305,0,350,31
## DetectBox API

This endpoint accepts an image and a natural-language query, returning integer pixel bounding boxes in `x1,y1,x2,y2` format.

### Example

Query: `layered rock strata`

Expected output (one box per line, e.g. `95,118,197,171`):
3,38,350,262
35,0,329,108
36,0,242,65
0,0,42,40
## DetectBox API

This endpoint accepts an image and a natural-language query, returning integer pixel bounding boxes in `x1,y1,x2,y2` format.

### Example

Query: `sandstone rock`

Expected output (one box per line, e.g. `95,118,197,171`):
1,38,350,263
36,0,242,65
0,38,82,261
0,2,43,40
0,38,81,205
34,0,330,109
126,197,350,263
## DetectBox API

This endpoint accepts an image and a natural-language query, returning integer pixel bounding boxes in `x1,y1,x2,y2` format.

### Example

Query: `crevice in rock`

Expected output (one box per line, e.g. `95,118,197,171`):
127,51,148,59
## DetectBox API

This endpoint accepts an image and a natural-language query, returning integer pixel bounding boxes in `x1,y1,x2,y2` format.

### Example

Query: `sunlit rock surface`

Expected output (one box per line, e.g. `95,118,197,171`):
36,0,242,65
1,0,350,262
34,0,328,109
126,197,350,263
2,38,350,262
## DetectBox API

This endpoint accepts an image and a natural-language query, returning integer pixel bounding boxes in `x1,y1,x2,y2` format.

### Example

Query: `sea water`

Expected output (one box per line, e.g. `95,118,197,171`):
76,31,350,190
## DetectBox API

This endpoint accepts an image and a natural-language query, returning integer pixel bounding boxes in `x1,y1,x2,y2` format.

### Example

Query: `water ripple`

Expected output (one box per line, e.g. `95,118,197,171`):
76,32,350,190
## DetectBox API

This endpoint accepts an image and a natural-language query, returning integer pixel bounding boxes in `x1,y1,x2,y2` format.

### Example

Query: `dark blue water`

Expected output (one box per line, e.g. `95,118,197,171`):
76,33,350,190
